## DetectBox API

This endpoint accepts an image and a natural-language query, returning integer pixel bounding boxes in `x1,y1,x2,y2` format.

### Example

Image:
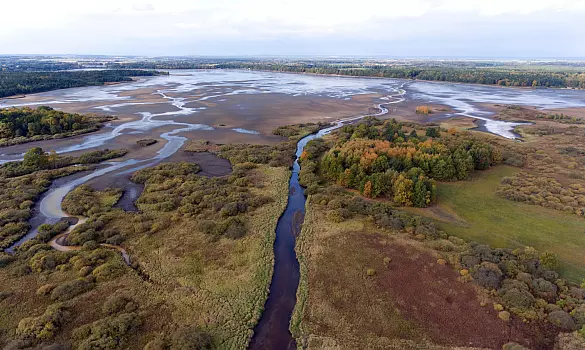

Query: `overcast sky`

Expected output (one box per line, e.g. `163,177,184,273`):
2,0,585,57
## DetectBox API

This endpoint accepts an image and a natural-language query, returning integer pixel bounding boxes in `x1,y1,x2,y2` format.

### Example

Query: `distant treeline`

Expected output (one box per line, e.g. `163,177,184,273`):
0,70,167,98
109,61,585,89
0,59,81,72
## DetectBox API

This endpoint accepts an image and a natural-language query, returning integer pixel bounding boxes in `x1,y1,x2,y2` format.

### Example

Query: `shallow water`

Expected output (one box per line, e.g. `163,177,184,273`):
3,70,583,153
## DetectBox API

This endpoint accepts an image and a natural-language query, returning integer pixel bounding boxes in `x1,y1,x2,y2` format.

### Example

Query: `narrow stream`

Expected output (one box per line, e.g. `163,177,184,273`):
248,87,404,349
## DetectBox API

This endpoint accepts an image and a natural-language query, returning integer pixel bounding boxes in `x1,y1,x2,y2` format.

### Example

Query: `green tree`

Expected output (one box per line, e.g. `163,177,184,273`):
425,127,440,138
452,147,474,180
539,251,559,270
23,147,49,168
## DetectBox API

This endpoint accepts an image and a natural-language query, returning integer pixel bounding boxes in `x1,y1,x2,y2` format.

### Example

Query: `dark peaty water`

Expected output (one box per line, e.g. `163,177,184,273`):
249,122,350,349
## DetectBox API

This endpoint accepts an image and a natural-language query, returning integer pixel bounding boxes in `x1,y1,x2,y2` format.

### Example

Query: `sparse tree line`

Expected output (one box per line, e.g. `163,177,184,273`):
299,118,501,208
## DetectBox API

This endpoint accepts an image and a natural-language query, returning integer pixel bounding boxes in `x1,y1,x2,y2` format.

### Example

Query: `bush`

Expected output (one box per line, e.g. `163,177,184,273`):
102,295,137,316
540,251,560,270
472,262,503,289
0,252,15,267
327,210,344,223
36,284,56,297
548,310,576,331
502,343,530,350
50,278,94,301
171,326,213,350
92,262,124,282
36,221,70,243
532,278,558,300
501,287,535,309
213,217,247,239
17,303,69,341
460,255,481,268
571,305,585,327
29,250,70,273
73,312,142,350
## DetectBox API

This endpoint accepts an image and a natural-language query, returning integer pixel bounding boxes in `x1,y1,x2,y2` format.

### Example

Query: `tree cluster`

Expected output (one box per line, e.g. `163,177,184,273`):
315,119,500,207
0,107,112,145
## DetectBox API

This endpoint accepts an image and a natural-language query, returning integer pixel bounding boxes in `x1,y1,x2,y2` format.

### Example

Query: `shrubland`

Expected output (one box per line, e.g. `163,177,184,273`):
294,182,585,349
0,142,291,349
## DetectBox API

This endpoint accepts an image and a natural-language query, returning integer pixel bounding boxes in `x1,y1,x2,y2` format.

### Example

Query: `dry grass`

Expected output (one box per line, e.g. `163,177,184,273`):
0,164,290,349
292,197,524,350
126,165,290,348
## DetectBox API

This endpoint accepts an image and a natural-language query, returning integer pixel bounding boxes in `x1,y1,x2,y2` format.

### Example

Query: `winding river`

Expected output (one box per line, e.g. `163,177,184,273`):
249,86,404,349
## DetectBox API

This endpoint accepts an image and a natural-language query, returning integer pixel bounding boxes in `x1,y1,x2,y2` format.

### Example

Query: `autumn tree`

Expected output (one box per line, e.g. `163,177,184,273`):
393,174,414,206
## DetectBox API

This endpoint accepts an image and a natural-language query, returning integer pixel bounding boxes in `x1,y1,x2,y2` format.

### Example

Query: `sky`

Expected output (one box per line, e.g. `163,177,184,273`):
1,0,585,57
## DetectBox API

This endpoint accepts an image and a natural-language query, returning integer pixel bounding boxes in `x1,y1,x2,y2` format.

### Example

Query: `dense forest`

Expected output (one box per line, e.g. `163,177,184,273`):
0,107,113,146
0,70,166,98
107,60,585,89
298,118,501,208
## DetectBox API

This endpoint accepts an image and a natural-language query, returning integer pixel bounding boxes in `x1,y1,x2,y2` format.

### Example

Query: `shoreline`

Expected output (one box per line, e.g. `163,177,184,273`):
177,68,584,92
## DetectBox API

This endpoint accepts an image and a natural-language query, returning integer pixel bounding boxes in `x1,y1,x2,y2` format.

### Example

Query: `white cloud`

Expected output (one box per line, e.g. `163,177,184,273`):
1,0,584,55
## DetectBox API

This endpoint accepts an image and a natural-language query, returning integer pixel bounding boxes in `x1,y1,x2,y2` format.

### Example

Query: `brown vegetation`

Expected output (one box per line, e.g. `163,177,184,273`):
415,105,433,115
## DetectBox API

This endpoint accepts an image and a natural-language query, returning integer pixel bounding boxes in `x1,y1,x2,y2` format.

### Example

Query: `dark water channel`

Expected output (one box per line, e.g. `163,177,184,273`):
249,96,395,349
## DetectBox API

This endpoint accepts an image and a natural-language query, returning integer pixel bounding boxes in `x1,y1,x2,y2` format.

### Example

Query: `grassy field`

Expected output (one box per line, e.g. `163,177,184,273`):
410,165,585,282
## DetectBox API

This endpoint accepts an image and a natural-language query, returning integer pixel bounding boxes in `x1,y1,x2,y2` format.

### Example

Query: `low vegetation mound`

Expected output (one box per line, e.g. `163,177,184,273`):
136,139,157,147
273,122,331,140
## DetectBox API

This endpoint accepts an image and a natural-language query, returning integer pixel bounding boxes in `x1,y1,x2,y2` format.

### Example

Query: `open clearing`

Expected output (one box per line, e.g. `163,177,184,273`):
409,166,585,282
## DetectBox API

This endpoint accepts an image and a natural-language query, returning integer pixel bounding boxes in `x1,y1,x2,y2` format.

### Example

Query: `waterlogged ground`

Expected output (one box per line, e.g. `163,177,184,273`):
2,70,585,160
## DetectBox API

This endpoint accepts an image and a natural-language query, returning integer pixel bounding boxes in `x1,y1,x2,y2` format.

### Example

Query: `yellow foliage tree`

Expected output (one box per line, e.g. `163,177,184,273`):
393,174,414,206
363,180,373,198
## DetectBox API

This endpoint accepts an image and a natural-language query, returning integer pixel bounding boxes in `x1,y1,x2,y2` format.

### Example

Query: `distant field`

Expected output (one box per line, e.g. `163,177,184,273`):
410,166,585,282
